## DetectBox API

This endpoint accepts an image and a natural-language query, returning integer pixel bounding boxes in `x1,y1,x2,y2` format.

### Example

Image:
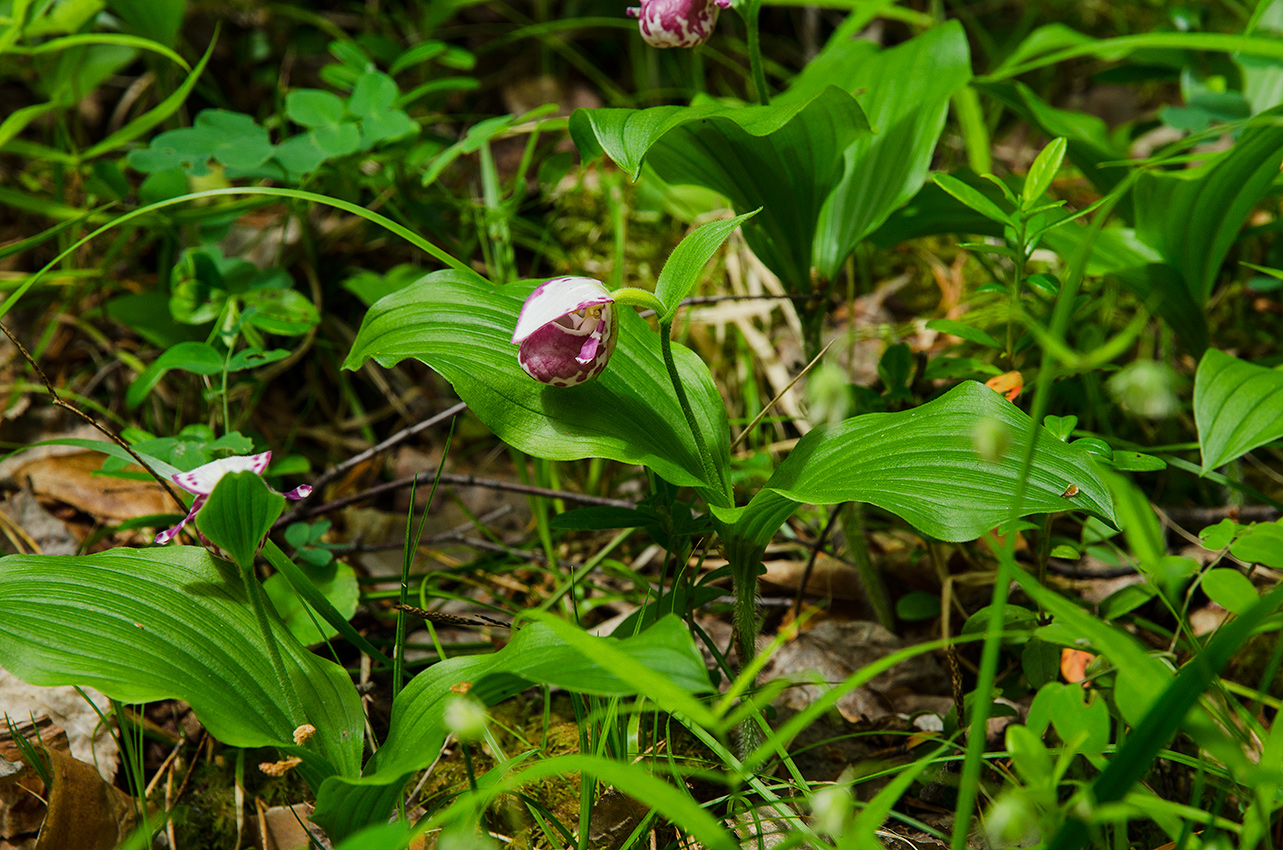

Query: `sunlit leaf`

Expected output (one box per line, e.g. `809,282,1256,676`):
0,547,365,790
343,270,732,503
714,381,1115,560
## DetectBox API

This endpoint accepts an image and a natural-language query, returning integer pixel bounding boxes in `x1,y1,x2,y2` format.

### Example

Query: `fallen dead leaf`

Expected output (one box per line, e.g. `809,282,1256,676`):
757,620,947,723
761,553,864,601
6,452,171,523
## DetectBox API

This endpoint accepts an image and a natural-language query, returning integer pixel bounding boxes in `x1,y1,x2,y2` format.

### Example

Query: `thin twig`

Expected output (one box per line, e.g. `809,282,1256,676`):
0,319,187,513
790,506,844,621
277,401,467,525
286,470,633,523
731,338,835,450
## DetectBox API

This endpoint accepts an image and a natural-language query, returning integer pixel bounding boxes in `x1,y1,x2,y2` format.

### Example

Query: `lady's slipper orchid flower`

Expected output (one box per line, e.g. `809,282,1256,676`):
511,277,618,387
626,0,731,49
154,451,311,547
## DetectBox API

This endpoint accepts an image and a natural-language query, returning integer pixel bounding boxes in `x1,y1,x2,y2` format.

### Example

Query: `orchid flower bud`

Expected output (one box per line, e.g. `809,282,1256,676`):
511,277,618,387
626,0,731,49
154,451,311,557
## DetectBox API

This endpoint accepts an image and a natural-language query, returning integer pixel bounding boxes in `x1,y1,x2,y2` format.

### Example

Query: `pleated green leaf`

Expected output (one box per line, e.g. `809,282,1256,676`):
312,615,711,838
793,22,972,278
714,381,1115,555
569,86,869,288
0,546,365,789
342,270,732,504
1194,348,1283,471
1134,105,1283,305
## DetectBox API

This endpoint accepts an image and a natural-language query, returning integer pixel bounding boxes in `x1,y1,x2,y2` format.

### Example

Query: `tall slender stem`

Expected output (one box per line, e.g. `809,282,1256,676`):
243,569,306,728
659,318,728,502
744,1,770,106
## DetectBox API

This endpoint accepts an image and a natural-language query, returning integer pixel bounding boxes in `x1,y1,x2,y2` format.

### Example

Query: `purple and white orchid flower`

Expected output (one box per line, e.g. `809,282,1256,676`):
154,451,311,547
511,277,618,387
626,0,731,49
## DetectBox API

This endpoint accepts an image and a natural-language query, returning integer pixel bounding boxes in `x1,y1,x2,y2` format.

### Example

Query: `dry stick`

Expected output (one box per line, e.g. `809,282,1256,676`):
0,319,188,514
730,338,834,451
276,400,467,526
288,470,633,522
789,506,844,622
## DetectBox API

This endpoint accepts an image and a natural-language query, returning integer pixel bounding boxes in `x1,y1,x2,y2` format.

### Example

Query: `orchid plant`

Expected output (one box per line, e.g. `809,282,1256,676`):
344,214,1118,698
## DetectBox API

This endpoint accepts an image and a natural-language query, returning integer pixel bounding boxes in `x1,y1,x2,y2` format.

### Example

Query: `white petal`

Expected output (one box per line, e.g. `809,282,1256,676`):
511,277,613,344
171,451,273,495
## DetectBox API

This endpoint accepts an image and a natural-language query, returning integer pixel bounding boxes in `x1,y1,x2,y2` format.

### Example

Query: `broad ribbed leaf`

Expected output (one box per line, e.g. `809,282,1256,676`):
570,86,869,288
714,381,1115,555
343,270,732,504
1134,105,1283,305
1195,348,1283,471
0,547,364,789
794,22,972,278
312,615,710,838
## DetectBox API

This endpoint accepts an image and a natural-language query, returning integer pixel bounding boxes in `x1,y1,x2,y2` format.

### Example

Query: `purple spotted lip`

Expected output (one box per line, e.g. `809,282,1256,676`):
626,0,731,49
511,277,618,388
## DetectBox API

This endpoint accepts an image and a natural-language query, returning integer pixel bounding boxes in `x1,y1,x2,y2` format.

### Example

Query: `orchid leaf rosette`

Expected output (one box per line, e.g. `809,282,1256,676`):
343,218,753,504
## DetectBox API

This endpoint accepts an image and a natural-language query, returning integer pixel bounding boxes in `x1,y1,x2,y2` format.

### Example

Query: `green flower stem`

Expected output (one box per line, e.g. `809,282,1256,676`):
658,318,726,501
743,2,770,106
242,568,306,729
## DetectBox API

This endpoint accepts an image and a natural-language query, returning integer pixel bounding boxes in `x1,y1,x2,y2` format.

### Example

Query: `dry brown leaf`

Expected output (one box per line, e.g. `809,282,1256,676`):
760,553,864,601
32,747,136,850
756,620,947,723
8,452,170,522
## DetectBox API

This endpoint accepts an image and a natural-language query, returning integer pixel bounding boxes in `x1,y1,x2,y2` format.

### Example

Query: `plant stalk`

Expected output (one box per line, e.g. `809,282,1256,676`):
659,318,728,502
243,569,306,729
744,1,770,106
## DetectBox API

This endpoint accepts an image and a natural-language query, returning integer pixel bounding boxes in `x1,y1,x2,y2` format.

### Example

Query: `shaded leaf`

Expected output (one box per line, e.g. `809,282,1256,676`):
311,615,710,838
795,22,972,278
570,86,870,287
1194,348,1283,470
1134,105,1283,305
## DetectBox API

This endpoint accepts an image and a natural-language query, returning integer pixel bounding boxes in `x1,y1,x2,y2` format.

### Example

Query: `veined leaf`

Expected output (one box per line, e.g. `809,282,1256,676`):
1195,348,1283,471
1134,105,1283,305
792,22,972,278
570,86,870,288
343,270,732,503
713,381,1115,558
311,615,710,839
0,547,365,790
654,210,757,320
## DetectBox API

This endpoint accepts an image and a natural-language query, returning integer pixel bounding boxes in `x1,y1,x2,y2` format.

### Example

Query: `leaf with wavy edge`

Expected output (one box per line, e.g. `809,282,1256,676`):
0,546,364,789
342,270,732,504
1195,348,1283,471
713,381,1116,559
570,86,869,287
